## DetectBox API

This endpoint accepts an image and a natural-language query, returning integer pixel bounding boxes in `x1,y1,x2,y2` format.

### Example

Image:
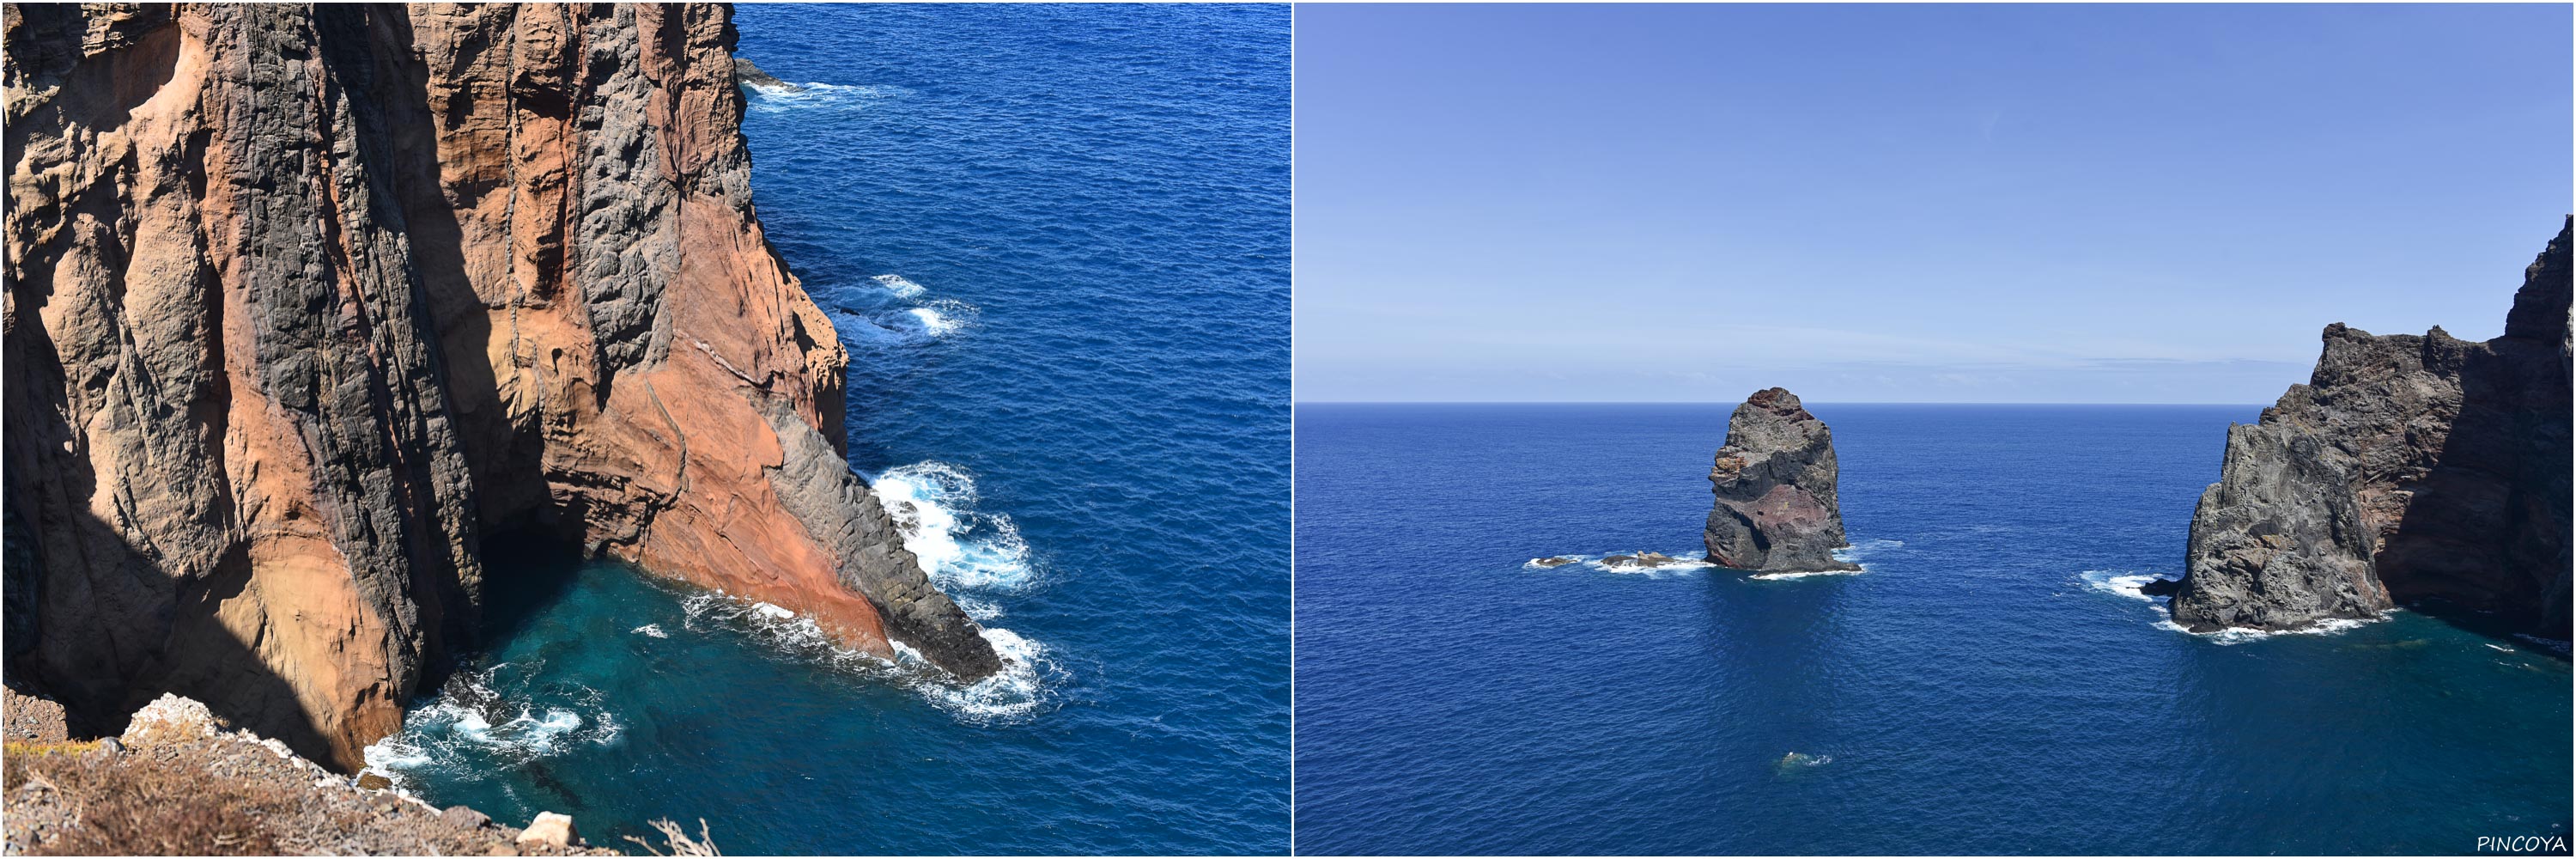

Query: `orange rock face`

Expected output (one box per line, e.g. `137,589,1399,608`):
3,3,995,771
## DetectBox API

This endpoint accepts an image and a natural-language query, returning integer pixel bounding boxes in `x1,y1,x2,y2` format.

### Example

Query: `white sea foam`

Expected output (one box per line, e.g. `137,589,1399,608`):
753,601,797,621
2149,611,2387,644
2512,634,2572,658
744,81,909,114
1833,539,1905,565
872,273,929,299
905,299,979,338
631,623,668,638
678,589,1054,724
953,595,1005,622
1753,568,1866,581
1587,552,1716,576
904,627,1051,722
1778,752,1833,770
360,665,623,793
2079,570,2172,602
872,461,1035,591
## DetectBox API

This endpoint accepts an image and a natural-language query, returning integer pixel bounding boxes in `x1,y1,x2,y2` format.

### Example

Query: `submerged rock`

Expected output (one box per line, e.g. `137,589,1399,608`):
2172,218,2573,637
733,56,800,92
1599,551,1682,570
1704,388,1862,574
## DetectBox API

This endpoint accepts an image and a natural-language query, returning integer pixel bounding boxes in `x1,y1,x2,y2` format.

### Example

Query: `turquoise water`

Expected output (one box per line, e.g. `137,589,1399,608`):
1295,404,2571,856
369,5,1289,854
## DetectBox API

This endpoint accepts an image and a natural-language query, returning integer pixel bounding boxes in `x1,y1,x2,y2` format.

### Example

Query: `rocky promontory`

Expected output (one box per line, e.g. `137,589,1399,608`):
3,3,996,773
2171,218,2573,637
1703,387,1860,574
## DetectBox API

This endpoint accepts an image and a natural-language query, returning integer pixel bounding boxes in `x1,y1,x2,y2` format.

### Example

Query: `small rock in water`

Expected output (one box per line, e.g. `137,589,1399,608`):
2137,577,2182,598
1530,557,1577,568
516,811,580,848
1601,551,1679,569
356,772,393,790
1777,751,1832,773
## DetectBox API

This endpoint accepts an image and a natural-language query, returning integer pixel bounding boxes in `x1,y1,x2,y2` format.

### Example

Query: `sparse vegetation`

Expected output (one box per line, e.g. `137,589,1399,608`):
5,746,295,856
623,818,722,856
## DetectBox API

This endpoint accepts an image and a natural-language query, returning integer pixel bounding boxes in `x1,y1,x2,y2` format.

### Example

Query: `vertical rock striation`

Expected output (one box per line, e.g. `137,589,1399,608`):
2172,218,2573,638
1704,387,1860,574
3,3,997,771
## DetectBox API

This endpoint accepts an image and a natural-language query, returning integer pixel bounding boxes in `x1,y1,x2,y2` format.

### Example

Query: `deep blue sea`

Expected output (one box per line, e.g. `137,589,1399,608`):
367,6,1289,854
1294,403,2571,856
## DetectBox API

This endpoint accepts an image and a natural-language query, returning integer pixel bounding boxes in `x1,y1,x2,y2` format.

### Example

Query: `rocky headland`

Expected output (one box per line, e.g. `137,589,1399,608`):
3,2,996,776
1703,387,1860,574
2170,218,2573,638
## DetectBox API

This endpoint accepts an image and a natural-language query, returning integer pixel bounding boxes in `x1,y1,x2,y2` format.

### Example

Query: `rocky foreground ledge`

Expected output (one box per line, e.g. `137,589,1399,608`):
3,689,695,856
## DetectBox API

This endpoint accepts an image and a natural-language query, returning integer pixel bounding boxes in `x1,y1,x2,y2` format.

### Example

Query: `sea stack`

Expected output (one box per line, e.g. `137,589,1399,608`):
1704,387,1860,573
2170,218,2573,637
2,3,996,771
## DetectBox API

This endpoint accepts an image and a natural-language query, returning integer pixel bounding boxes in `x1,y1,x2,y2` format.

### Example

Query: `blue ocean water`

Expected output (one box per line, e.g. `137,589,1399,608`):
368,6,1289,854
1294,403,2571,856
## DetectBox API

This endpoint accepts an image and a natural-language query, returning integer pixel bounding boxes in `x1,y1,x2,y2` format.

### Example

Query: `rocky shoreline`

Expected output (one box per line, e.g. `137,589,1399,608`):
2171,218,2573,637
3,688,659,856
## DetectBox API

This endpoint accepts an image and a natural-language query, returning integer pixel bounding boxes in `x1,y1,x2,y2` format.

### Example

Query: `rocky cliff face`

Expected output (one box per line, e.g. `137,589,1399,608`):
1704,387,1859,573
2172,219,2573,637
3,3,997,771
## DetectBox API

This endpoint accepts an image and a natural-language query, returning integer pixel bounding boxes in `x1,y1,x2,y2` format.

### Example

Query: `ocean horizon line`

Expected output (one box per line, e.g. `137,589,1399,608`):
1293,399,2275,407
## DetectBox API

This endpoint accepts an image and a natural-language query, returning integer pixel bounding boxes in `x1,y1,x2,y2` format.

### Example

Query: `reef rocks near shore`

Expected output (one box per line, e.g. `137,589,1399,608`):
1703,388,1860,574
2171,218,2573,637
3,3,996,772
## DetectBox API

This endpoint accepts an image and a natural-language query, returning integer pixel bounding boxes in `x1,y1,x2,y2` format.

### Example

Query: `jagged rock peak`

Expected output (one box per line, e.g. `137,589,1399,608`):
1703,387,1861,573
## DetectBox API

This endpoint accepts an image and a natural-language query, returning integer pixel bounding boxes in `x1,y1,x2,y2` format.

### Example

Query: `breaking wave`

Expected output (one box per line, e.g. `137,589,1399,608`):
1752,568,1865,581
872,273,929,299
744,81,912,114
2079,570,2391,643
1832,539,1904,567
2079,570,2172,602
872,461,1035,593
361,664,623,795
677,590,1057,724
826,276,981,345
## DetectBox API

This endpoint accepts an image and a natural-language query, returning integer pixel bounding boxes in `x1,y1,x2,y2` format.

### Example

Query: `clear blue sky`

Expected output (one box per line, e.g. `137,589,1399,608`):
1294,3,2573,403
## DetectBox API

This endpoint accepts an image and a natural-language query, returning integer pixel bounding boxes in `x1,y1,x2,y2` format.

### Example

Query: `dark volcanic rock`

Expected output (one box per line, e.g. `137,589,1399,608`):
732,56,797,92
1703,387,1860,573
2136,577,2183,599
2172,218,2573,637
1599,551,1680,570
